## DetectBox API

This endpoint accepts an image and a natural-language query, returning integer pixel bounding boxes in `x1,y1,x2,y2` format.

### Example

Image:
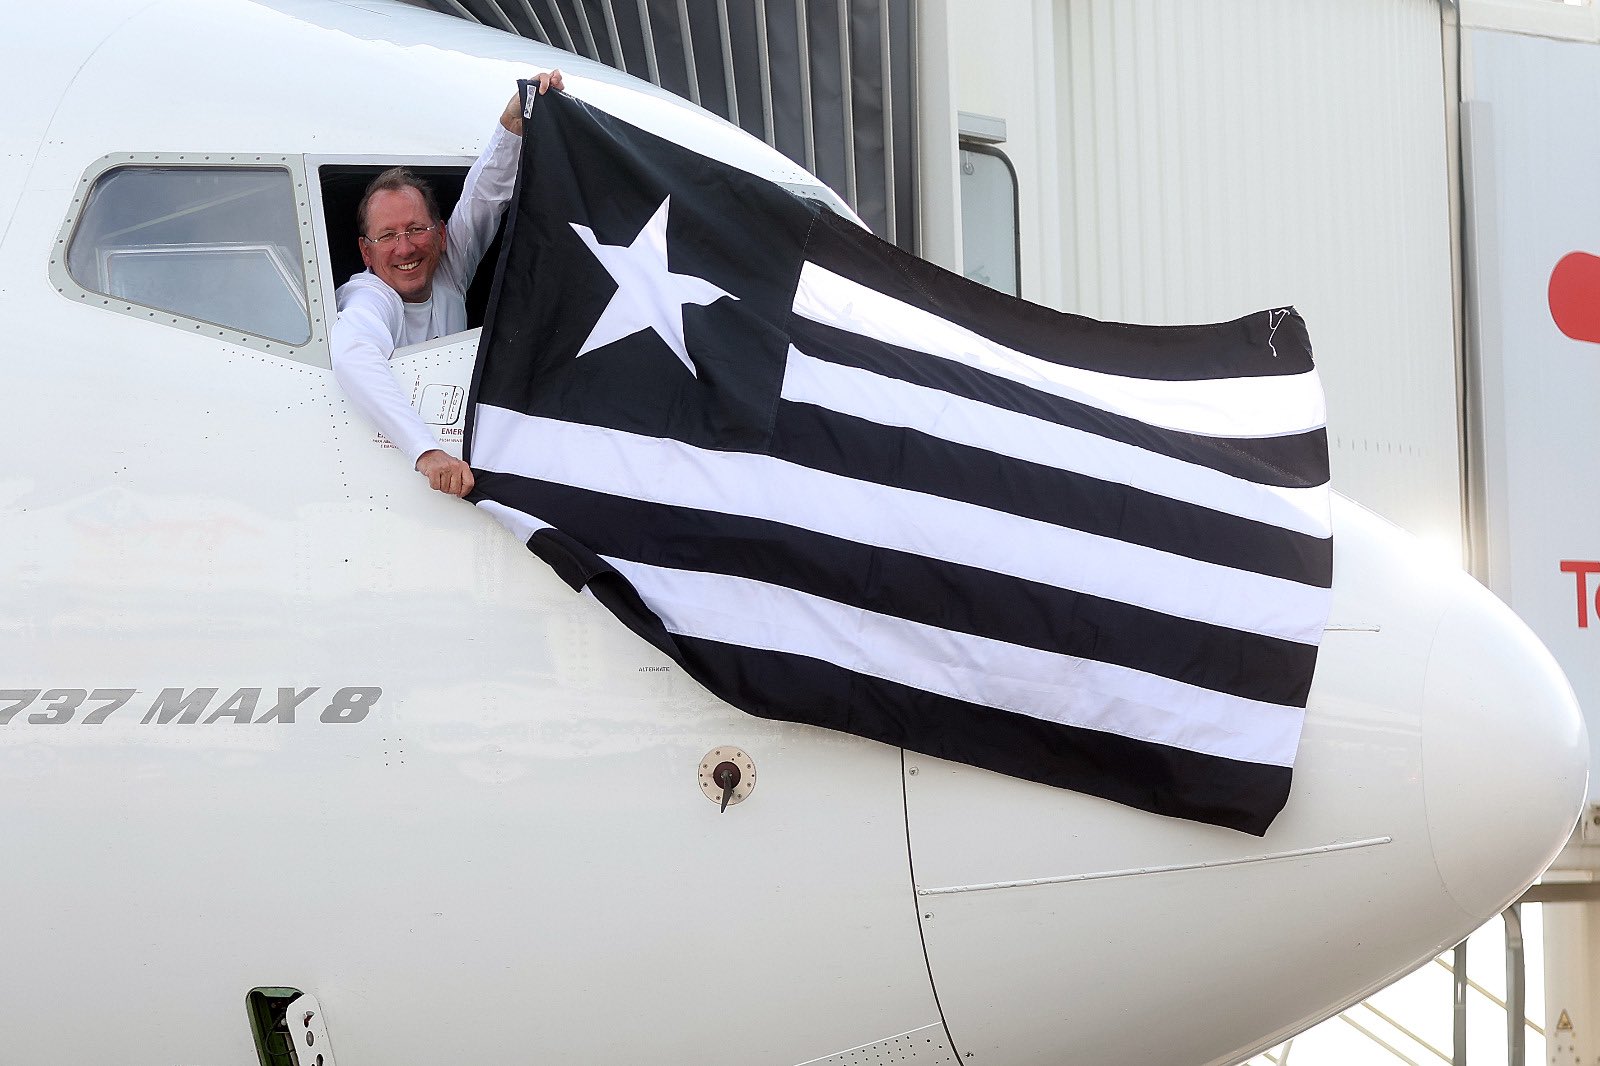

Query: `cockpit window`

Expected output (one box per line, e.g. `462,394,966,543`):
66,166,311,345
318,163,500,330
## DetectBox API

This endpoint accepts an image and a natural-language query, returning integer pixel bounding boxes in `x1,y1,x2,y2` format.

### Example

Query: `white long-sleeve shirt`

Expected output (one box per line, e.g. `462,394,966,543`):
331,124,520,466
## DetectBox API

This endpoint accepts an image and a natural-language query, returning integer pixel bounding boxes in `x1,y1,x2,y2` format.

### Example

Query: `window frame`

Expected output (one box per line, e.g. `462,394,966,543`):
958,140,1022,297
305,151,480,354
51,152,329,368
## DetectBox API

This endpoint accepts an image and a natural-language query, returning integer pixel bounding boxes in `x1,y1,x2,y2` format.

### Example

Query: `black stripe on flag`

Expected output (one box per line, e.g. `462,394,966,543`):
803,208,1318,382
769,400,1333,586
678,636,1291,836
472,470,1319,708
515,521,1293,833
788,315,1330,490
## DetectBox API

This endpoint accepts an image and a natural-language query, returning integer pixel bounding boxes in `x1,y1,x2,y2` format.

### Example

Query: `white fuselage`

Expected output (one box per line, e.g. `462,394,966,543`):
0,2,1587,1065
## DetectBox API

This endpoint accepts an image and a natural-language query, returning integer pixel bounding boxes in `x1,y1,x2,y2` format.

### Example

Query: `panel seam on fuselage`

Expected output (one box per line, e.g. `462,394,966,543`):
916,835,1394,896
901,749,964,1061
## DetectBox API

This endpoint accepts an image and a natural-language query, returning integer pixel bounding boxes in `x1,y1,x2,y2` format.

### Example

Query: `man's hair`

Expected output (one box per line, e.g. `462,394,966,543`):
356,167,441,237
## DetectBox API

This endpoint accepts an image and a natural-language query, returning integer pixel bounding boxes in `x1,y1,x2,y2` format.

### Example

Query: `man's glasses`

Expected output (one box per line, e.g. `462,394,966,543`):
361,223,439,246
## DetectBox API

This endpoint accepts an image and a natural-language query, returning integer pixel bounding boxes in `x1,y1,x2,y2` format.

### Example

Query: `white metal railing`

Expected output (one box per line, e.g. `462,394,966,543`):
1247,906,1544,1066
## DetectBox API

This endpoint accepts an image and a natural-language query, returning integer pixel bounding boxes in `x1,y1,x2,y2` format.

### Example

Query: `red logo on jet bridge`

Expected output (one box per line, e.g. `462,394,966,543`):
1560,561,1600,628
1549,252,1600,343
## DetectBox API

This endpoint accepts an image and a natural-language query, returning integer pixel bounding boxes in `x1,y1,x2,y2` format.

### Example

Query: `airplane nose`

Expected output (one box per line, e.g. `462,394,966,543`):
1422,575,1589,917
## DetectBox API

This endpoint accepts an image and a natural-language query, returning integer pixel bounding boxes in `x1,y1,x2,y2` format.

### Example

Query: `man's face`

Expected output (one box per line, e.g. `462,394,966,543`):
359,186,445,303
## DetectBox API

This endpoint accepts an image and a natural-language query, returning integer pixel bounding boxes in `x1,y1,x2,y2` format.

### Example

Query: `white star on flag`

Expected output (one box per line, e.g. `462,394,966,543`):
569,196,737,377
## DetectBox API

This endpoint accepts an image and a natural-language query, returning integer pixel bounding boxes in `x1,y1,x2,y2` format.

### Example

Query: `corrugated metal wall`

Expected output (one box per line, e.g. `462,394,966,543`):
939,0,1463,552
410,0,918,248
1056,4,1459,550
1047,0,1463,552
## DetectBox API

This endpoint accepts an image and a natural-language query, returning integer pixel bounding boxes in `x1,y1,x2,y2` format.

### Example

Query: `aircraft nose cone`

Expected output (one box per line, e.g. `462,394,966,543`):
1422,576,1589,918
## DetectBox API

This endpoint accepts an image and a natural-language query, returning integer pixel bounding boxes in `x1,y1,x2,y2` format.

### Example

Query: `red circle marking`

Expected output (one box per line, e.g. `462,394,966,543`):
1549,251,1600,344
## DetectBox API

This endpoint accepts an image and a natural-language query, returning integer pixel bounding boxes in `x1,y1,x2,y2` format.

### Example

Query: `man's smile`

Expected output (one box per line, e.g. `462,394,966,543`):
359,185,446,300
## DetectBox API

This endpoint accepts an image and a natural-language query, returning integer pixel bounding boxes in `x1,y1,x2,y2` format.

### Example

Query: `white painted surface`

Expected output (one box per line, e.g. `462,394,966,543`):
0,1,1590,1064
1463,26,1600,804
0,3,943,1064
1461,24,1600,1062
286,993,338,1066
1463,0,1600,42
1544,899,1599,1065
917,0,964,272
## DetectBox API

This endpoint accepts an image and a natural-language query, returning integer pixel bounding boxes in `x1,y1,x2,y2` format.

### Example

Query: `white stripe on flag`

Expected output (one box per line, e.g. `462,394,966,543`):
475,498,553,542
472,405,1331,644
602,556,1304,766
793,263,1327,438
780,349,1333,539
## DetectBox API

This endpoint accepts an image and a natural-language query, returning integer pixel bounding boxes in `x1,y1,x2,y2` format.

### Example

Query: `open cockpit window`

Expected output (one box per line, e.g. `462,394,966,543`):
64,165,312,346
318,164,501,332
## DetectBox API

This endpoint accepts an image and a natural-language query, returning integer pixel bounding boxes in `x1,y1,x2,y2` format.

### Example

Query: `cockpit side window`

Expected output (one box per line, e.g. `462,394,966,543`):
64,165,312,346
959,144,1021,296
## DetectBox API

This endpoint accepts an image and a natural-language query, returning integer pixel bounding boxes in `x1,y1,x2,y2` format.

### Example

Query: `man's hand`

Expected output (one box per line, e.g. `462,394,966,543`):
500,69,565,134
416,449,476,497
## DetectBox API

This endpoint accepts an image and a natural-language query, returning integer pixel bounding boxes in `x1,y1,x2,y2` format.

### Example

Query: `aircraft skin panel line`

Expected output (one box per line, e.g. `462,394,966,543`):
914,835,1396,896
904,498,1586,1065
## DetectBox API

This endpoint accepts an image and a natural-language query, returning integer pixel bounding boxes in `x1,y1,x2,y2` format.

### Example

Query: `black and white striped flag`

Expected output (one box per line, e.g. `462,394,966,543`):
466,88,1332,835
